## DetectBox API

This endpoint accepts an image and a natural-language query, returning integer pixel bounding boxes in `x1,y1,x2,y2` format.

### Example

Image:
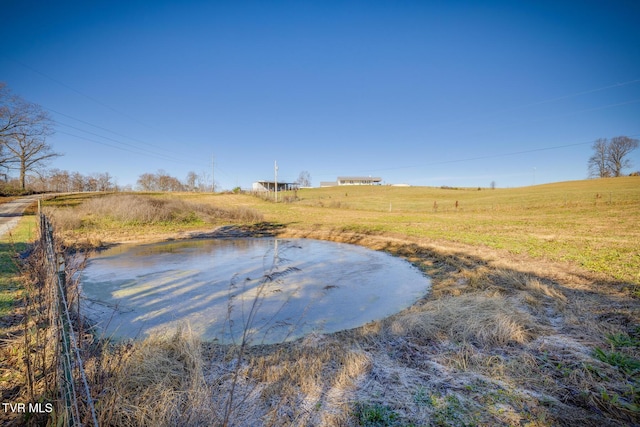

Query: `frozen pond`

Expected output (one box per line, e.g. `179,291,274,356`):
80,238,431,344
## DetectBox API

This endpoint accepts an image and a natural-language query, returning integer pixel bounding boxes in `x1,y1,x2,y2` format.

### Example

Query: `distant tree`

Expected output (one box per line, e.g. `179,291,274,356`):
588,138,610,178
490,181,496,190
295,170,312,187
198,171,211,192
588,136,639,178
137,173,156,191
156,169,184,192
86,176,98,192
70,171,86,192
607,136,639,177
185,171,198,191
48,168,70,192
136,170,184,192
95,172,113,191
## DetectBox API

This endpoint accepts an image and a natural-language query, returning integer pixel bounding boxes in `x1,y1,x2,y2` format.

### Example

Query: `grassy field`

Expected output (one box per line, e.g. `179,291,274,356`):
197,176,640,286
28,176,640,426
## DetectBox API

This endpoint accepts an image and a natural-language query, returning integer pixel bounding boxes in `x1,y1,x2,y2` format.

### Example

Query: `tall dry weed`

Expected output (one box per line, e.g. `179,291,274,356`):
46,194,264,231
392,293,538,347
98,326,215,426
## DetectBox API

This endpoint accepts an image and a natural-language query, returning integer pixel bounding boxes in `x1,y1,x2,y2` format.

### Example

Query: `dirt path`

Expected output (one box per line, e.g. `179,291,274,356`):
0,195,40,238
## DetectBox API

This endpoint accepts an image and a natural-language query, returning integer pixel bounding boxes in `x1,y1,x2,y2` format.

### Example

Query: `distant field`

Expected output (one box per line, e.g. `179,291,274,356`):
45,177,639,286
202,177,639,286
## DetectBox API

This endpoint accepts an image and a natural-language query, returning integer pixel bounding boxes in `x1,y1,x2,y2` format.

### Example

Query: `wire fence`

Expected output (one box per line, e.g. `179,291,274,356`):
30,210,99,426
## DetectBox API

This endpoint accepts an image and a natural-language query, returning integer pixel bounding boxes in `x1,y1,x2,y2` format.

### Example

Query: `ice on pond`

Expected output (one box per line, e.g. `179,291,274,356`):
80,238,431,344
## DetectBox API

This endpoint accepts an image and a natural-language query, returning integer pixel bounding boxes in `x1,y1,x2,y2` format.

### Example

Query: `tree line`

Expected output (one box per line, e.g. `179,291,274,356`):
17,168,212,194
136,170,212,192
26,169,117,193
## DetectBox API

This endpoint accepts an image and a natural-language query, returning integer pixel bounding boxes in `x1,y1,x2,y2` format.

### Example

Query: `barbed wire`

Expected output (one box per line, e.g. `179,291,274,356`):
40,213,99,426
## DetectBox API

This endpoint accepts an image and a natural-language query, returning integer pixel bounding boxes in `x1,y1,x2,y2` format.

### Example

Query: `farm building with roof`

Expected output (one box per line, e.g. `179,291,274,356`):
320,176,382,187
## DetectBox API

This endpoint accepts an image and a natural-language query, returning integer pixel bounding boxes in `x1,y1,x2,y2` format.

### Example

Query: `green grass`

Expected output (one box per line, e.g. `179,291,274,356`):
252,177,639,285
0,214,37,316
354,402,401,426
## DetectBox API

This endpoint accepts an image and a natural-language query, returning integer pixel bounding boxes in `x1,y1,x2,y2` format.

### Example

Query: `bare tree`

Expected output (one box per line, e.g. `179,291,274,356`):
71,171,87,192
588,136,639,178
137,172,156,191
48,169,70,192
185,171,198,191
95,172,113,191
588,138,610,178
607,136,639,177
295,170,312,187
4,133,61,190
156,169,184,192
136,170,184,192
1,83,60,189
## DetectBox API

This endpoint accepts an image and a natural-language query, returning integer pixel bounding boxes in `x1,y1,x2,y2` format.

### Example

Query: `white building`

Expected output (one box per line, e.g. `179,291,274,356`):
252,180,297,192
320,176,382,187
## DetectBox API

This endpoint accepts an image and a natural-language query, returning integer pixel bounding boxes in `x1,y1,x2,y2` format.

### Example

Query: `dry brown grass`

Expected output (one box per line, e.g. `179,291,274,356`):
91,328,371,427
95,326,215,426
391,293,539,347
46,193,264,232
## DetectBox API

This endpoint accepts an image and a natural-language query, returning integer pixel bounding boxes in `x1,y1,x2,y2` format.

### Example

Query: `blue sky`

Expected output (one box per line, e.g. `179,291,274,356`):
1,0,639,189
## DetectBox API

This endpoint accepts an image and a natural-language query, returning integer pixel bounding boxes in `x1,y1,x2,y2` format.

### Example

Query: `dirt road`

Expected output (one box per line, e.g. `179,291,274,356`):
0,195,40,238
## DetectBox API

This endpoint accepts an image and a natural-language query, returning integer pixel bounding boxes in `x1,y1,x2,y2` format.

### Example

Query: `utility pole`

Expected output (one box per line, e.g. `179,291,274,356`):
212,154,215,193
274,160,278,202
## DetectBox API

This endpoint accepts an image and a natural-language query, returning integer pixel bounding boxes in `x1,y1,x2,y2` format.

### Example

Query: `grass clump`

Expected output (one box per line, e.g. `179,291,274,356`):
354,402,401,426
97,327,215,426
392,293,538,347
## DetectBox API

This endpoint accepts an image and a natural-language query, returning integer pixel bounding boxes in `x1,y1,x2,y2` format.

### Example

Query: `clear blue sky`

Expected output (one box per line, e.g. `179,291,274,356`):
2,0,639,190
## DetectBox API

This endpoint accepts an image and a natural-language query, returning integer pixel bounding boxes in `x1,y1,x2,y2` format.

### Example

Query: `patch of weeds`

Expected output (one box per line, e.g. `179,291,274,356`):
606,332,640,349
413,386,432,406
592,333,640,419
593,348,640,377
430,393,474,427
354,402,401,426
598,387,640,413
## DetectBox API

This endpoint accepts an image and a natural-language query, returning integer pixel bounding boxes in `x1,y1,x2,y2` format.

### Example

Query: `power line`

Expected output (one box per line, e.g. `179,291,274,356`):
56,121,206,166
314,133,640,178
14,60,160,132
421,77,640,131
14,60,205,163
45,106,184,157
57,130,207,166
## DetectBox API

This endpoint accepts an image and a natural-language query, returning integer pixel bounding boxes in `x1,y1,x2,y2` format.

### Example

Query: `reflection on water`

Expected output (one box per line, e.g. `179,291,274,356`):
80,238,431,344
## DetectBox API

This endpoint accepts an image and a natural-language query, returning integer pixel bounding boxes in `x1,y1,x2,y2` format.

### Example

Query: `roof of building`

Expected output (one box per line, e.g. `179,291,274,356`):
337,176,382,181
254,180,297,185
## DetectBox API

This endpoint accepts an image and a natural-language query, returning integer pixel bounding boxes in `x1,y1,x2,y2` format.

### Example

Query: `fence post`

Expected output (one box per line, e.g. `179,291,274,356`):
57,254,66,304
